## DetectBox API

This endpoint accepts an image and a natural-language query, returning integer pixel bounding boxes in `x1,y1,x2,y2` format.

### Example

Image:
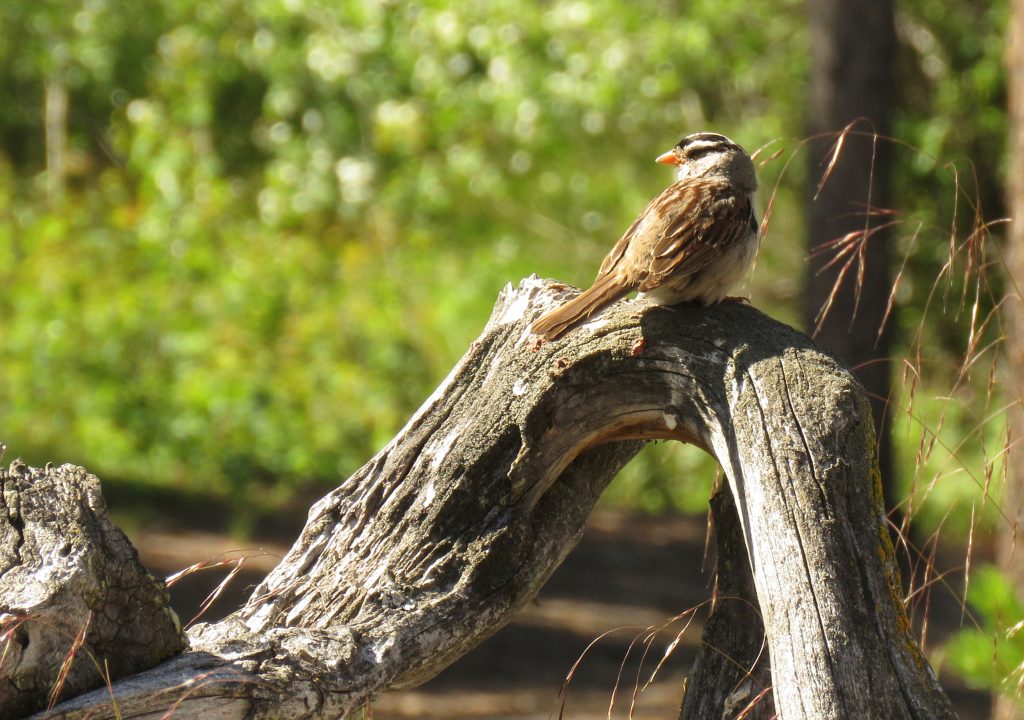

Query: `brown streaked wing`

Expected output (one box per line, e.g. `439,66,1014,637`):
595,184,683,279
640,182,751,289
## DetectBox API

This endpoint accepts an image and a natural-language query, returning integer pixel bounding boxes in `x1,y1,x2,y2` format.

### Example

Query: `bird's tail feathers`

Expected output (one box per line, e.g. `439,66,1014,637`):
530,274,631,341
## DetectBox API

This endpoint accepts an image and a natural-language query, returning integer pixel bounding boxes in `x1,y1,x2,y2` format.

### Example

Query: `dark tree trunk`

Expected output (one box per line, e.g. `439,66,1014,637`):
2,278,955,719
805,0,897,515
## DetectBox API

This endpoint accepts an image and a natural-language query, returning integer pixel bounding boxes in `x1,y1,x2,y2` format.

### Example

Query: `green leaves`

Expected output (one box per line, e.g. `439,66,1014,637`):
945,566,1024,700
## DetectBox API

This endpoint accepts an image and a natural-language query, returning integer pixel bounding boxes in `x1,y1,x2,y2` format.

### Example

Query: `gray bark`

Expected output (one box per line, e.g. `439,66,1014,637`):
2,277,954,719
679,489,772,719
0,462,186,717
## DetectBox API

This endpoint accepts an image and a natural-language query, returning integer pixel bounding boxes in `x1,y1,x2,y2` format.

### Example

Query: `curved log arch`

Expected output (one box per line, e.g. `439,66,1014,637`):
7,276,954,719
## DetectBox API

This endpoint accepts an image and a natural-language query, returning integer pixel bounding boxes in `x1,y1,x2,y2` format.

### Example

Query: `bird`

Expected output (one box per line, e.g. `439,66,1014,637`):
530,132,760,342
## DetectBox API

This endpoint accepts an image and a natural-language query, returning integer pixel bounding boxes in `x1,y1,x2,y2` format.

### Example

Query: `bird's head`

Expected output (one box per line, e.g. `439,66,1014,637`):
656,132,758,192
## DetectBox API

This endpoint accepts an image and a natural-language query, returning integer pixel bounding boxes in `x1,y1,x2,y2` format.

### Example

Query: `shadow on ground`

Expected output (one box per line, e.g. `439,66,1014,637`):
129,510,991,720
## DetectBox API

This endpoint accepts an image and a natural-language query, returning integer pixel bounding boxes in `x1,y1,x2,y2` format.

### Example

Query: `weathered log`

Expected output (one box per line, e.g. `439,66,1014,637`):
3,276,955,719
679,489,772,719
0,462,186,717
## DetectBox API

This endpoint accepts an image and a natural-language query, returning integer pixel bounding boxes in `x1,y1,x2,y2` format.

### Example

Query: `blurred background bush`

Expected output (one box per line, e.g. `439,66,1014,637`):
0,0,1010,553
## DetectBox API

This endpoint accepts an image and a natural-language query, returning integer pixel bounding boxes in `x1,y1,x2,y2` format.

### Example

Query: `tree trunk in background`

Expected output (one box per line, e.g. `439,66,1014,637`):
805,0,897,514
44,77,67,204
998,1,1024,718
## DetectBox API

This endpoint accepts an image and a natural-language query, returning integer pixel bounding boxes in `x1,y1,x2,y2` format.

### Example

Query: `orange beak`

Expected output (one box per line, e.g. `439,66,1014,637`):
655,149,680,165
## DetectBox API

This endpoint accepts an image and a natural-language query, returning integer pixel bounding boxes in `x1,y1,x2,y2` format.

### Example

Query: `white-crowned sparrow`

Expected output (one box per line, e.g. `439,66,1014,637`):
531,132,759,341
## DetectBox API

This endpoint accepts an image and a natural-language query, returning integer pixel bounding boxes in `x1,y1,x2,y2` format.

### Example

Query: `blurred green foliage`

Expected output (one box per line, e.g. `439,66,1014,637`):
0,0,1011,534
944,566,1024,703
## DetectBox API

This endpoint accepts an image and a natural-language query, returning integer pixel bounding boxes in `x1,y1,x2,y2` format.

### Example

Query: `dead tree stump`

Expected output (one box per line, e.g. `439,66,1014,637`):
0,462,186,717
1,276,955,719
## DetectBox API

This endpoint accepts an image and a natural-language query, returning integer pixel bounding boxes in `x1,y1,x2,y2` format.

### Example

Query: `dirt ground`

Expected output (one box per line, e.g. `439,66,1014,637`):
130,509,992,720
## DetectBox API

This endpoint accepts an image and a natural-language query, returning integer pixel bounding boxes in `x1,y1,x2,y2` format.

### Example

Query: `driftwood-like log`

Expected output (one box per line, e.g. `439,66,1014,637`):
5,276,955,719
679,489,772,719
0,462,186,717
